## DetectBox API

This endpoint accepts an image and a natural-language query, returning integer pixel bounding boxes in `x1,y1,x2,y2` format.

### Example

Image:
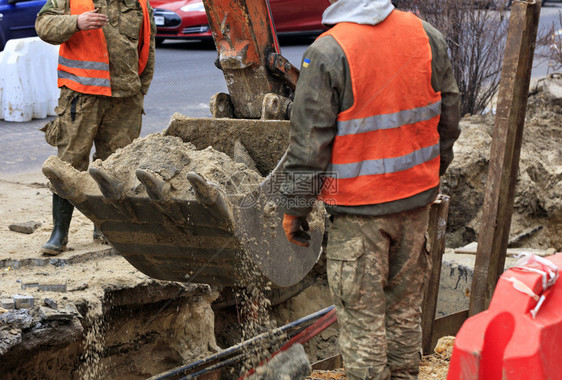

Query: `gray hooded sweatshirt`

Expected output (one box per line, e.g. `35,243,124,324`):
322,0,394,26
281,0,461,217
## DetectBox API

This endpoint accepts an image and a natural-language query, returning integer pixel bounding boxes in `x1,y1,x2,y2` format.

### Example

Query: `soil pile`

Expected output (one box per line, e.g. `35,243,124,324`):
91,133,264,199
442,75,562,250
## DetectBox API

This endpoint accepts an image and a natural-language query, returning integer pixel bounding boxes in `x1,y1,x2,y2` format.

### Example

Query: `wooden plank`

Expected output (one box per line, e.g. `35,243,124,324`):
430,309,469,351
454,242,551,257
469,0,542,316
422,194,450,354
311,354,343,371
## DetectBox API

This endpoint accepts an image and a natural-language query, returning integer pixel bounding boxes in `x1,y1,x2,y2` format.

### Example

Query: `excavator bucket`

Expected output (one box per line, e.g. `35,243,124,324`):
41,0,327,288
42,115,324,288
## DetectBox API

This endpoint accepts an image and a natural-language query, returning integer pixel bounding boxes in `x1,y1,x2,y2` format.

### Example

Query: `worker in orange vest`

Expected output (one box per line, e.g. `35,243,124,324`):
35,0,155,255
280,0,460,378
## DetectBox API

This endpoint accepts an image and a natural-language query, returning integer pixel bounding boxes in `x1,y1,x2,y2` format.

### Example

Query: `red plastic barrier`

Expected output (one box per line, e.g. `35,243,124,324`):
447,252,562,380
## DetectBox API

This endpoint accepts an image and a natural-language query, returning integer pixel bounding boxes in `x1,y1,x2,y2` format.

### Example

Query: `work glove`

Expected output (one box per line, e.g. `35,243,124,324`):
283,214,311,247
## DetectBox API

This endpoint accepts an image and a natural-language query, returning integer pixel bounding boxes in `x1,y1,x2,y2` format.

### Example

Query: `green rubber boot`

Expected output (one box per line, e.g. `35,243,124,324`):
41,194,74,256
93,224,109,244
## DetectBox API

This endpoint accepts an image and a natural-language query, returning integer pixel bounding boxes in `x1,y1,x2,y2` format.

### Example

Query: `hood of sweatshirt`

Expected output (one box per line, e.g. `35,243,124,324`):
322,0,394,26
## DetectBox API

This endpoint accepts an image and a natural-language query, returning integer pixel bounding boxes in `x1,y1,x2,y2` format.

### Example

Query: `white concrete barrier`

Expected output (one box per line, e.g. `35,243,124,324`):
0,37,60,122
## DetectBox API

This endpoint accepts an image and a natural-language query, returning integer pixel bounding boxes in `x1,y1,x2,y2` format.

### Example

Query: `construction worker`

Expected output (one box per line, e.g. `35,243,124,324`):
35,0,155,255
280,0,460,378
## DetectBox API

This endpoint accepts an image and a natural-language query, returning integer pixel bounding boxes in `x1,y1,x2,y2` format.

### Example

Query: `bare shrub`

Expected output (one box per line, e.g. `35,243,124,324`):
394,0,510,115
535,10,562,73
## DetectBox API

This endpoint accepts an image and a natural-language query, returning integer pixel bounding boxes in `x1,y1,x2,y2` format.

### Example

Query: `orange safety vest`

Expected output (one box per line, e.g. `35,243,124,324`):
319,10,442,206
58,0,151,96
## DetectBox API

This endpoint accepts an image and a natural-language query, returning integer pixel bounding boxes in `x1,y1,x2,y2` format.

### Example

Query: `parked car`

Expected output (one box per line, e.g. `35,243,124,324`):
150,0,331,46
0,0,45,51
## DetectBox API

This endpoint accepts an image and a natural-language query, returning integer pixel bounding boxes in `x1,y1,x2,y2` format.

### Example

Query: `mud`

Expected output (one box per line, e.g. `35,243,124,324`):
0,251,219,379
442,77,562,251
91,133,264,199
1,75,560,379
165,114,290,176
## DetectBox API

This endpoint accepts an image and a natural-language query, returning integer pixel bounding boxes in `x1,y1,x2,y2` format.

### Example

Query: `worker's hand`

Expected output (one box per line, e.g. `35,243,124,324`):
77,9,108,31
283,214,311,247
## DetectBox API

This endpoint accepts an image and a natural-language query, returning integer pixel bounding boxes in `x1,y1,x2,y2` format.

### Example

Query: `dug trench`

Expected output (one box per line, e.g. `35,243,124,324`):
0,117,334,379
0,244,334,379
1,75,561,379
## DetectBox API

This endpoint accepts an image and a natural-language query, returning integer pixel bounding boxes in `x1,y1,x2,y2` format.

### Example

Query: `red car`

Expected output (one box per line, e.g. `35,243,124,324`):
150,0,331,46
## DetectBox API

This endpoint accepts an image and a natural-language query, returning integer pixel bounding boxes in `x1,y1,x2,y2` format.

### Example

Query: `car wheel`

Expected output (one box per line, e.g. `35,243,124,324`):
201,38,216,49
155,37,165,47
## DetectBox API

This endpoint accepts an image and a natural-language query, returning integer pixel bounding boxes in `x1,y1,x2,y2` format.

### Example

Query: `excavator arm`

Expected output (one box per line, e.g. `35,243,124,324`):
203,0,300,119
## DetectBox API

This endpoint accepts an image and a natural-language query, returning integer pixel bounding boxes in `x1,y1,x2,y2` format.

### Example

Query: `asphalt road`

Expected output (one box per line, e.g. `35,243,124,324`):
0,36,317,176
141,35,315,135
0,3,560,176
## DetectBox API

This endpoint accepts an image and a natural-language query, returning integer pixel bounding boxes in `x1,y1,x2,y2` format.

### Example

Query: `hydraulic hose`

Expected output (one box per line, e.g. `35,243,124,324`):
238,307,338,379
149,305,335,380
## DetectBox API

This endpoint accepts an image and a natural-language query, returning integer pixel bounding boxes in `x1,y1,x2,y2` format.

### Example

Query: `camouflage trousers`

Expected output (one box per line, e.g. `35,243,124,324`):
42,87,144,171
326,206,431,380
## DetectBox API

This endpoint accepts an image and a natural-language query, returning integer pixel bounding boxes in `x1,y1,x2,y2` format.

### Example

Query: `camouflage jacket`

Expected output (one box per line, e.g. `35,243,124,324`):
35,0,156,97
281,19,461,217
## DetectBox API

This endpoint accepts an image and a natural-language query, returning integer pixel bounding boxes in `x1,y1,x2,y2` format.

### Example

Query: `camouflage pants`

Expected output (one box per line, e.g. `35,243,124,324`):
326,206,431,380
42,87,144,171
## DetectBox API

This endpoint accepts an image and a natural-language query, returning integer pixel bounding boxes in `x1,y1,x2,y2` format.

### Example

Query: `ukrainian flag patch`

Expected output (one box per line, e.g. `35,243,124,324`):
303,58,311,68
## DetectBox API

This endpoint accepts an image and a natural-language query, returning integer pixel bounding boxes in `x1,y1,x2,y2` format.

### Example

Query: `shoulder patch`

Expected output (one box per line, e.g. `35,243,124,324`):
303,58,311,68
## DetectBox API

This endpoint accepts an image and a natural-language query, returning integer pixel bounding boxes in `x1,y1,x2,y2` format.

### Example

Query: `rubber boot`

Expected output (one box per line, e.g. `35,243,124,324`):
93,224,109,244
41,194,74,256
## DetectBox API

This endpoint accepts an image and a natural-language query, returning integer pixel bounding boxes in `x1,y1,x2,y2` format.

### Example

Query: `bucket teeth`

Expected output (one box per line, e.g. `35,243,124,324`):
42,155,88,203
186,172,218,205
42,164,74,201
187,172,233,222
136,169,169,201
135,169,187,224
89,167,124,200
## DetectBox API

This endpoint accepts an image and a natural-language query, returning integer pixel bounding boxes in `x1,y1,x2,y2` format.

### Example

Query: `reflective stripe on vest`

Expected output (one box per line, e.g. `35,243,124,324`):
329,143,439,179
58,0,151,95
319,11,442,206
58,0,110,95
